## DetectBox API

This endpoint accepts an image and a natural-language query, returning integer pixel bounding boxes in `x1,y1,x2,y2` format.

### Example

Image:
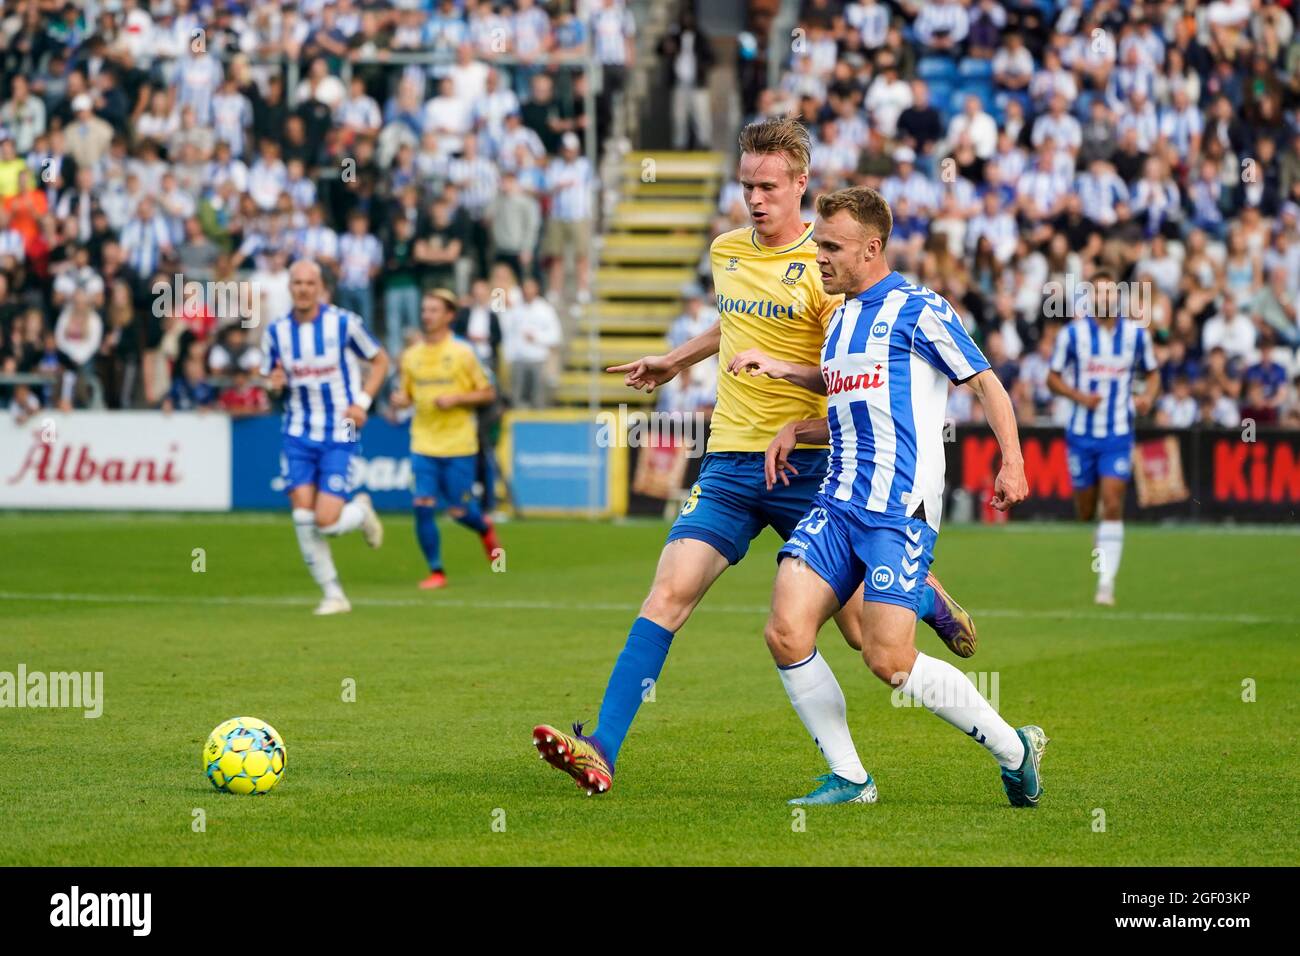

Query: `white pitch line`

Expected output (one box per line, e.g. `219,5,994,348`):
0,590,1292,626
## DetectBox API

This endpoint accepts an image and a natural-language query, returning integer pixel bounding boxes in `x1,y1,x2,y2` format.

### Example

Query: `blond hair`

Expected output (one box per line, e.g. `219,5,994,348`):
737,117,811,177
815,186,893,248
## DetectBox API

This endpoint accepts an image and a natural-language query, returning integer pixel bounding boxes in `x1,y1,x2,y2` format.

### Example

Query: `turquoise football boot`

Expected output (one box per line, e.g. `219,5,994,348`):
788,772,878,805
1001,725,1049,807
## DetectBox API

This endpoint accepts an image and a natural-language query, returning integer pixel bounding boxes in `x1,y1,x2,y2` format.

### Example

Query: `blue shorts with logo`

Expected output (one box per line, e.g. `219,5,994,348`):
1065,433,1134,490
412,453,477,509
666,450,831,565
282,434,357,498
777,496,938,614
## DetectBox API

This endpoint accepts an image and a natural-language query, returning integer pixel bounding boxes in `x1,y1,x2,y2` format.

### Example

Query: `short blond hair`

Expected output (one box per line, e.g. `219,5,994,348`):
815,186,893,248
737,117,811,177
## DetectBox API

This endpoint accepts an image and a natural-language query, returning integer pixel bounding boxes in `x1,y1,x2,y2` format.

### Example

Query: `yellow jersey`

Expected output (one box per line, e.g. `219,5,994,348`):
399,336,492,458
707,223,842,452
0,158,27,198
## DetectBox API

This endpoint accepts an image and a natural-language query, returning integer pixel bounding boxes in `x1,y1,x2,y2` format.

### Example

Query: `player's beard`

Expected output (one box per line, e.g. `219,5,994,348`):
821,266,849,297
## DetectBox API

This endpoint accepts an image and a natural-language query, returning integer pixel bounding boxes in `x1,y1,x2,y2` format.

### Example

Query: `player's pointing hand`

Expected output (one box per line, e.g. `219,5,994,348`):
607,354,677,393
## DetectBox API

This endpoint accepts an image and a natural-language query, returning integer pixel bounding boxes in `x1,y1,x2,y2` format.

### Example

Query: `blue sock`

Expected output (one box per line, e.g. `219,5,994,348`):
414,505,441,571
917,581,936,622
452,500,489,536
591,617,674,767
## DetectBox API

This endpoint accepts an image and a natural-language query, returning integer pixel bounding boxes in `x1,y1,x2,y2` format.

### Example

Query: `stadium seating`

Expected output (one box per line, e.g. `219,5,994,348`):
554,150,724,409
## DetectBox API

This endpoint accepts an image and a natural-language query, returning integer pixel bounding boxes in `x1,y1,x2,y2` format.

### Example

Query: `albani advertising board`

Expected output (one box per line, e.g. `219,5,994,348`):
0,412,232,511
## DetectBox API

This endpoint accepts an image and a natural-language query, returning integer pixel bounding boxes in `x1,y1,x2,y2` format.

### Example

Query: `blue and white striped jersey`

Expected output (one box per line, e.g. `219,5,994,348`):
260,303,383,443
819,272,991,531
1050,316,1157,439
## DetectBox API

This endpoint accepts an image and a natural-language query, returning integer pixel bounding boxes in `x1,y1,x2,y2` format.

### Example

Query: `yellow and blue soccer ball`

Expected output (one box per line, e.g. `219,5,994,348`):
203,717,286,795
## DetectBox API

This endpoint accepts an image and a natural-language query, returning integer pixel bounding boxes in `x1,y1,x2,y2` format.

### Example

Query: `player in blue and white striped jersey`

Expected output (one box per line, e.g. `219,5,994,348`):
260,260,391,616
1047,271,1160,606
741,187,1047,808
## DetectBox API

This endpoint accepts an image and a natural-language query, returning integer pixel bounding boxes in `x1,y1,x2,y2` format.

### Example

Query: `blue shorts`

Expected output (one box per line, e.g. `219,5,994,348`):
666,450,831,565
282,434,357,498
1066,433,1134,490
777,497,938,614
411,453,477,509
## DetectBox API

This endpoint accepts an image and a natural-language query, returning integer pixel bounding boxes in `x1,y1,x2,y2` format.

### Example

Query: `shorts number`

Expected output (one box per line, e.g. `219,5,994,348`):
680,483,702,516
795,507,829,536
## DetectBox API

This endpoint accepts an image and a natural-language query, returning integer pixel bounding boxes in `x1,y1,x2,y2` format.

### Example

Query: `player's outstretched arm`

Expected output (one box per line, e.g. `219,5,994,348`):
607,320,721,392
966,370,1028,511
727,348,826,394
765,417,830,489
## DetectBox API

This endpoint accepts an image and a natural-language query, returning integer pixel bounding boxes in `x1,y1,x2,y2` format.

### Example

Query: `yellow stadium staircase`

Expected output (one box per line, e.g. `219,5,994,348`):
554,149,727,408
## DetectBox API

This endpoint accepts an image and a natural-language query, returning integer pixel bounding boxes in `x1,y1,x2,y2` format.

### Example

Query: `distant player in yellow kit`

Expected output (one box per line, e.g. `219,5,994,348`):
390,289,500,590
532,119,976,802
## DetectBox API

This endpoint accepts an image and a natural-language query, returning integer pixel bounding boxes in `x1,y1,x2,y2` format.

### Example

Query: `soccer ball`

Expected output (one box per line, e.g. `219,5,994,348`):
203,717,287,795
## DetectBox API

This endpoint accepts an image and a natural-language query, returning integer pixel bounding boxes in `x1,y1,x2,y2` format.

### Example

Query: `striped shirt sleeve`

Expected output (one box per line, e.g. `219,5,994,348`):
912,300,991,384
1136,325,1157,373
260,322,279,376
1050,324,1075,374
345,310,382,359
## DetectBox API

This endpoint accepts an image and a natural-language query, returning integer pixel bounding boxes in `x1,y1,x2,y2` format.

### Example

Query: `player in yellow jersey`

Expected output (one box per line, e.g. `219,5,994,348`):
390,289,501,590
532,119,975,800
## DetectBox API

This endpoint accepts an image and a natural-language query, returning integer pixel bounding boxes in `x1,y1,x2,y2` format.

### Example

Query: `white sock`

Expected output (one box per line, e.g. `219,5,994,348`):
899,651,1025,769
1096,520,1123,588
320,500,365,536
293,508,344,599
778,649,869,784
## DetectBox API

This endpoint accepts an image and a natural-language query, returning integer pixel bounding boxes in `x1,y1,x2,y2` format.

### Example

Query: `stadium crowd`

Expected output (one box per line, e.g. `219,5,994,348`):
0,0,633,418
721,0,1300,429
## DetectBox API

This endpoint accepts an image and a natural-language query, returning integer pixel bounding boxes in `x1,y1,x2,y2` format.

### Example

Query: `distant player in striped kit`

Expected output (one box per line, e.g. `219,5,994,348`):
753,187,1048,808
1046,271,1160,606
261,259,390,615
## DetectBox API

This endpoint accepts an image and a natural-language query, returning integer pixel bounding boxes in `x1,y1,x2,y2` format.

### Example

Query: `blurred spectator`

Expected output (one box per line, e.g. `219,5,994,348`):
163,356,218,412
1201,297,1257,365
658,8,715,151
453,278,504,373
54,290,104,408
218,369,270,419
98,279,141,409
1156,375,1199,428
416,193,466,295
336,209,383,330
502,277,560,409
383,214,422,359
543,131,594,303
486,169,542,285
1243,340,1289,403
64,93,114,169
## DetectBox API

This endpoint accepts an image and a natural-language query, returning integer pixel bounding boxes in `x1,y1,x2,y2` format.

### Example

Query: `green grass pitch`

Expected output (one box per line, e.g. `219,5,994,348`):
0,511,1296,866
